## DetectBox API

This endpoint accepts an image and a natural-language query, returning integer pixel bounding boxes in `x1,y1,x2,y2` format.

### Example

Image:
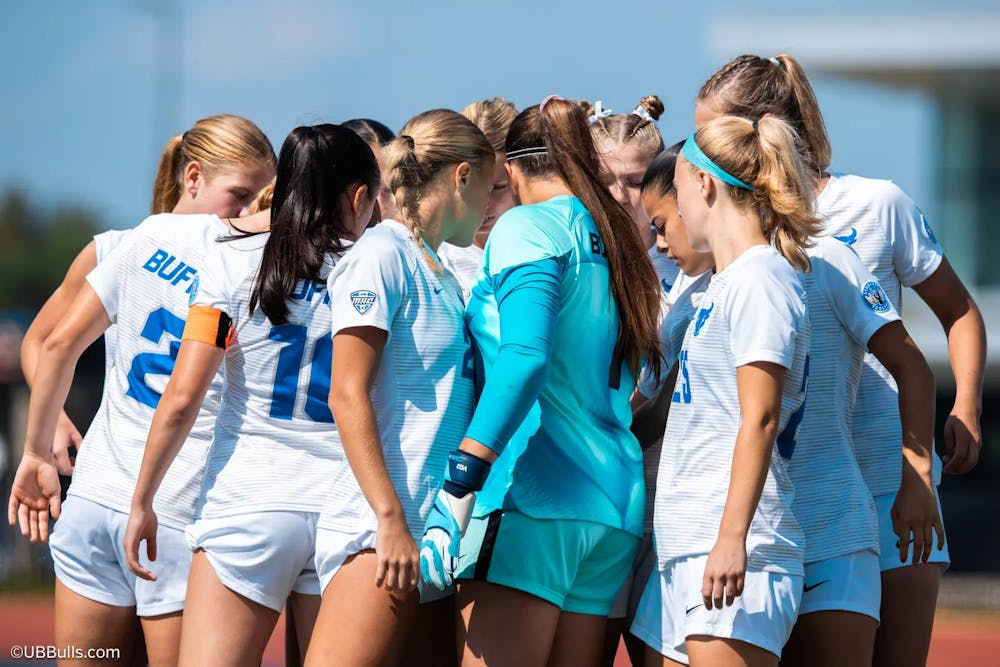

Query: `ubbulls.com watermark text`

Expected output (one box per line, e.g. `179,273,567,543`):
10,645,121,660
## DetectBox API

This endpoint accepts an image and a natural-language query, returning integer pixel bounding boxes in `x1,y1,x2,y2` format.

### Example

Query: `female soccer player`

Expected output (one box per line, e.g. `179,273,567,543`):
438,97,519,297
589,95,679,295
18,117,271,476
782,233,937,666
695,53,986,665
8,114,275,665
602,141,714,667
631,115,817,666
420,96,662,666
305,110,493,667
122,124,379,666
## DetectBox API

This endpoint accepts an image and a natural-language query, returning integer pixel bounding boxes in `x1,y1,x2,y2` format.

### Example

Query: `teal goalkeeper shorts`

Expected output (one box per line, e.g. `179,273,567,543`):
456,509,639,616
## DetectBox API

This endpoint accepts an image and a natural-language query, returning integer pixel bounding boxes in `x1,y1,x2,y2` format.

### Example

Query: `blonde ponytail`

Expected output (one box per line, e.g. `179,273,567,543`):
693,115,822,271
149,114,276,215
151,135,185,214
380,110,494,271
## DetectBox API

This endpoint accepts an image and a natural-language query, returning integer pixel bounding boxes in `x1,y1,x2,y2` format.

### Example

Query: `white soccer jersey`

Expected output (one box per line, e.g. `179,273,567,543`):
817,174,945,494
93,229,134,384
75,214,227,530
437,242,483,300
653,245,809,575
792,237,900,563
190,234,344,519
94,229,132,262
637,270,712,400
637,270,712,536
319,221,476,539
649,247,680,295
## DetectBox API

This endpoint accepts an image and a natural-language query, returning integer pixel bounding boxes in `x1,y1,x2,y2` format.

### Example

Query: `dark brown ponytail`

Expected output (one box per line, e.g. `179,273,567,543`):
506,99,661,380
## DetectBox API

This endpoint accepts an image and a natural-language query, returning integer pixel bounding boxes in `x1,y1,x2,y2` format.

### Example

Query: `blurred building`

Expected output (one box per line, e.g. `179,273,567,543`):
711,11,1000,573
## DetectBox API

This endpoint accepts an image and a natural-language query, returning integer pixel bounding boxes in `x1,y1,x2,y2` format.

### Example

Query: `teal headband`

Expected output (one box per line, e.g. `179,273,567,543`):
681,132,753,191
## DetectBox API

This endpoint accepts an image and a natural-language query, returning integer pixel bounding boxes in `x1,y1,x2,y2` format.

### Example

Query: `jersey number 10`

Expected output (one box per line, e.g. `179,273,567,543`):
125,309,335,424
268,324,334,423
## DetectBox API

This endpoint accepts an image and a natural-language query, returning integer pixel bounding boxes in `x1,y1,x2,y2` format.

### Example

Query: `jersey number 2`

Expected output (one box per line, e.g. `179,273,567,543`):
125,307,186,409
268,324,334,423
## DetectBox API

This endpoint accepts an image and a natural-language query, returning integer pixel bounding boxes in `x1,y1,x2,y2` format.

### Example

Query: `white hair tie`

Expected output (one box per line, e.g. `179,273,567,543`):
631,105,655,123
587,100,614,123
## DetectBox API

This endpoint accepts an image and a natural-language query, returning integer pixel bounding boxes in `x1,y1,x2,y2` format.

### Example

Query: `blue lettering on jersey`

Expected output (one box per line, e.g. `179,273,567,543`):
589,232,608,258
141,248,199,293
672,349,692,404
125,307,186,409
350,290,376,314
833,228,858,246
693,303,714,337
292,279,327,302
921,216,938,244
862,281,890,313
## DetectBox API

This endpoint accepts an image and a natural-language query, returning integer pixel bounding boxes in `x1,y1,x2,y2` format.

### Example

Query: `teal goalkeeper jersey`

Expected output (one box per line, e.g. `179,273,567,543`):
466,195,644,537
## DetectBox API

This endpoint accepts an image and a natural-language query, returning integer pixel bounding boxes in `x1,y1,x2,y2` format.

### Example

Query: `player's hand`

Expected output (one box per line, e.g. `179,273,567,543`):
942,405,982,474
891,465,944,565
702,534,746,610
52,412,83,476
375,513,420,593
7,450,62,543
123,503,159,581
420,488,475,590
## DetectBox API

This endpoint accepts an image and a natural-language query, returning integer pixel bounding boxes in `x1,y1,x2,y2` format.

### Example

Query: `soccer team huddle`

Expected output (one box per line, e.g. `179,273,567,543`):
7,53,986,667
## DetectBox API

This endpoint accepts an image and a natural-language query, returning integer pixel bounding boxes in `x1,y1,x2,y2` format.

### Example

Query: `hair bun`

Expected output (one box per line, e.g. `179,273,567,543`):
398,134,416,151
638,95,664,122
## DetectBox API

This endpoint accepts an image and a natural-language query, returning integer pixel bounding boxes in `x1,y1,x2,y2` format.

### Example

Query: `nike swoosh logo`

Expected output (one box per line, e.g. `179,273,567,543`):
686,604,702,615
803,579,830,592
833,228,858,246
433,286,443,294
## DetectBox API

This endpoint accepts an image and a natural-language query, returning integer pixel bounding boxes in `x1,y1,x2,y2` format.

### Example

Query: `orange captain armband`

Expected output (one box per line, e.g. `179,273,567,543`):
183,305,234,348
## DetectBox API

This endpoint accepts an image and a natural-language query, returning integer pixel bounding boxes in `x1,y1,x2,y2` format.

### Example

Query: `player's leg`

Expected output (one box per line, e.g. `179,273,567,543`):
457,580,561,666
54,580,139,667
781,550,880,667
50,497,141,666
549,611,608,667
123,518,190,667
139,613,183,667
874,564,942,666
645,643,687,667
872,489,949,666
782,611,877,667
305,550,419,666
687,637,777,667
403,594,457,667
601,617,629,666
287,593,320,665
623,532,658,666
284,599,302,667
176,550,280,667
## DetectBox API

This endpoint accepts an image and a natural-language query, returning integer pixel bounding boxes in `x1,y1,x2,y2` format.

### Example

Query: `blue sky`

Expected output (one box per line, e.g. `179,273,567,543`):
0,0,975,230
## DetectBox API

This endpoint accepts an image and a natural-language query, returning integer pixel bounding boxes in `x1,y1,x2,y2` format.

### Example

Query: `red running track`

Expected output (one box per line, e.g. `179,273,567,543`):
0,596,997,666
